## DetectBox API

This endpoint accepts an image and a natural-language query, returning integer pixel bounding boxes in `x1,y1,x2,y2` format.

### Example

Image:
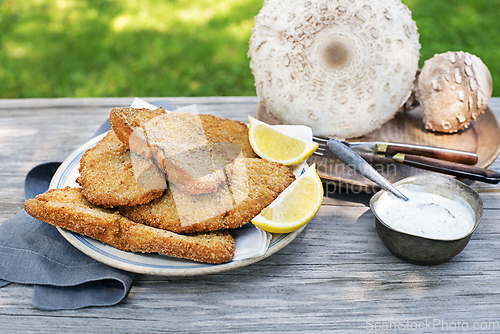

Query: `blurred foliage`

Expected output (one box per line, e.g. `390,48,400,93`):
0,0,261,98
405,0,500,94
0,0,499,98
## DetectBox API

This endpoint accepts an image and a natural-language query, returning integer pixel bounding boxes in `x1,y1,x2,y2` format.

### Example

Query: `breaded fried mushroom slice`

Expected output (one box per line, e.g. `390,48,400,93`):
24,187,235,264
109,107,166,152
109,108,257,195
119,158,296,234
77,131,166,207
110,107,226,195
186,113,257,159
109,107,256,158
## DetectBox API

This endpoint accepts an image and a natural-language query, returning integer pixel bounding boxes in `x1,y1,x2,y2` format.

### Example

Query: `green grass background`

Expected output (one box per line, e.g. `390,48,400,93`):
1,0,499,98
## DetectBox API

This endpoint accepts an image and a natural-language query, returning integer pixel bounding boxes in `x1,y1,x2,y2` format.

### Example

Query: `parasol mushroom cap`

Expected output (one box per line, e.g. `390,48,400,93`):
416,51,493,133
248,0,420,139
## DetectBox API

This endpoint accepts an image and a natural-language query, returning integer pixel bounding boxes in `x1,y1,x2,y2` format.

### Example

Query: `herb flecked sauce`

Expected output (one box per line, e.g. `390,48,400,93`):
374,184,475,240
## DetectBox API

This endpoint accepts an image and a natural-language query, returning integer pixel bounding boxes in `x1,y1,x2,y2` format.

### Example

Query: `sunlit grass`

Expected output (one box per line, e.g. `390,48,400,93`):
404,0,500,95
0,0,262,98
0,0,499,98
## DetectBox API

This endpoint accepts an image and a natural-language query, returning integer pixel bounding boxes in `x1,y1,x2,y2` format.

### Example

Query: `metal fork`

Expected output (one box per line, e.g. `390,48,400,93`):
311,137,500,184
313,136,335,157
313,136,373,158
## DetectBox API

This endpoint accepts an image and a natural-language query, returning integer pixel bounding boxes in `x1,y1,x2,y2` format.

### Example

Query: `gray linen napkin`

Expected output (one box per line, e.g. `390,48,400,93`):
0,99,176,310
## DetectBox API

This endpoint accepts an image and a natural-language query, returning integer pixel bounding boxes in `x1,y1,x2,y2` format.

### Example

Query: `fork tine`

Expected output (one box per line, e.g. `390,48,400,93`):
312,136,328,143
312,136,329,156
313,136,329,149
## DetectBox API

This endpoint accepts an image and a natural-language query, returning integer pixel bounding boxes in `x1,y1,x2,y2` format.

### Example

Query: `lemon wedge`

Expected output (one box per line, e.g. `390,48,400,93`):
251,164,323,233
248,116,319,166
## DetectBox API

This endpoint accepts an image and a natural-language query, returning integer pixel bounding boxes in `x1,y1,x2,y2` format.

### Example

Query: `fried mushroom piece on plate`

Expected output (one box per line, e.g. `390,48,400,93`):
109,107,256,195
111,108,225,195
183,113,257,159
24,187,236,264
119,158,296,234
76,131,166,208
109,107,256,158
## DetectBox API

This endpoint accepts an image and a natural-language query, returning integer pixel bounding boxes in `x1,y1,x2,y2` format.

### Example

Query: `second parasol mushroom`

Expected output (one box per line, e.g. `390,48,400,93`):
416,51,493,133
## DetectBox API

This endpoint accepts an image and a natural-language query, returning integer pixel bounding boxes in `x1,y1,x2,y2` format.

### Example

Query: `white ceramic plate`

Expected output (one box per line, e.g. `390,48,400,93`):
49,134,304,276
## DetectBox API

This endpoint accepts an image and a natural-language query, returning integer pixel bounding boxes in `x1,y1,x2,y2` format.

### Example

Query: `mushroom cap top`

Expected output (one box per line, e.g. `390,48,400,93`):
416,51,493,133
248,0,420,139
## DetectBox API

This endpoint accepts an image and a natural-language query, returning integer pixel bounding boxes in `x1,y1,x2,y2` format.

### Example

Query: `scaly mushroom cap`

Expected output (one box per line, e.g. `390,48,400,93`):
416,51,492,133
248,0,420,139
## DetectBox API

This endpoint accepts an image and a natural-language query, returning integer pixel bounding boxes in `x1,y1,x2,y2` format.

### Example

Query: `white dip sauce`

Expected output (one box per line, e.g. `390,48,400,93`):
374,184,475,240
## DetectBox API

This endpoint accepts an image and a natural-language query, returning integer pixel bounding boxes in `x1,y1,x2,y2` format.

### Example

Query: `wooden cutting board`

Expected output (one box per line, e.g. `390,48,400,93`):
255,103,500,192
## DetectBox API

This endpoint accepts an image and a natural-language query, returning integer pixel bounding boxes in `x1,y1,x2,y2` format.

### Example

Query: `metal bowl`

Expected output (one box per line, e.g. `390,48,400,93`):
370,173,483,265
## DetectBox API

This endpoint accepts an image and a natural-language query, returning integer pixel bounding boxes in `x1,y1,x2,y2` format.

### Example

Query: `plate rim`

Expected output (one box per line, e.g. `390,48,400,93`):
50,133,304,276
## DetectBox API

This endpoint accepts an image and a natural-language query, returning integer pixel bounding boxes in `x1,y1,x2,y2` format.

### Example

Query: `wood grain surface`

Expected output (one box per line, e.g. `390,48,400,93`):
1,97,500,333
256,102,500,191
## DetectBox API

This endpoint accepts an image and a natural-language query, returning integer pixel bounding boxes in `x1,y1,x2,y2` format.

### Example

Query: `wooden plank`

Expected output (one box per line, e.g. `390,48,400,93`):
1,97,500,333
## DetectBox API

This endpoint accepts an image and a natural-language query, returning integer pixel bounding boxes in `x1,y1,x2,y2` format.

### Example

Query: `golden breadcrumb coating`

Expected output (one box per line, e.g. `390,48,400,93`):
109,107,256,158
109,107,256,195
24,187,235,264
26,108,294,264
185,113,256,159
76,131,166,207
119,158,295,233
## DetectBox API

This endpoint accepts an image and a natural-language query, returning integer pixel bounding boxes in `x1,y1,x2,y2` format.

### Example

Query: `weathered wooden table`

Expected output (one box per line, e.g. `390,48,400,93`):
1,97,500,333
